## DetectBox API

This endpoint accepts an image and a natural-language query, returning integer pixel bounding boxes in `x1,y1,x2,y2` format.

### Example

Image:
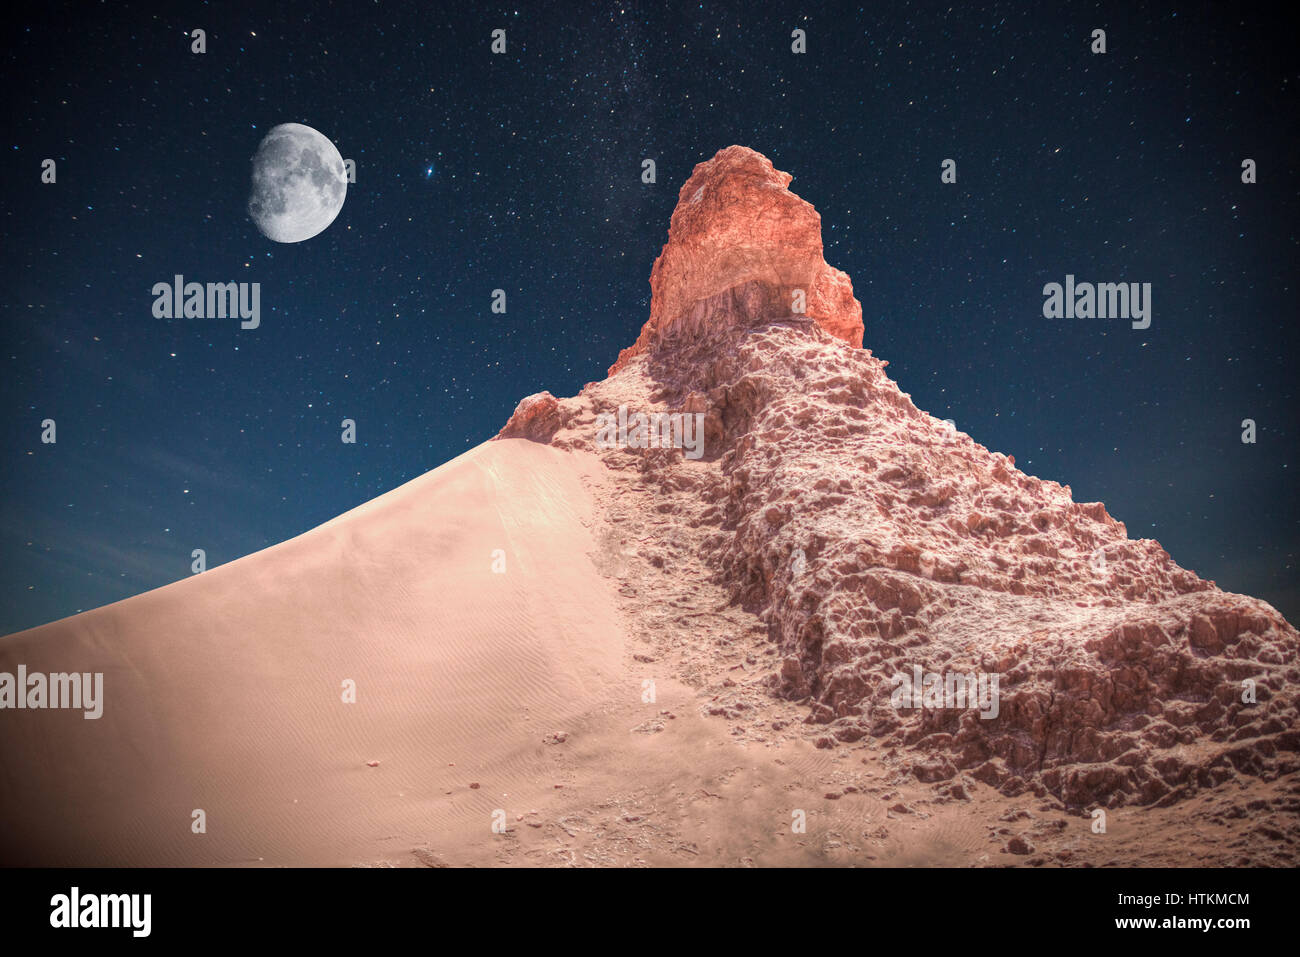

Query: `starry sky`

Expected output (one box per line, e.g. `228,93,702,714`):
2,0,1296,633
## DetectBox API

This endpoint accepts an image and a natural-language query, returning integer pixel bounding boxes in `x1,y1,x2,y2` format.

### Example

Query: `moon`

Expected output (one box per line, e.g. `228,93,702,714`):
247,123,347,243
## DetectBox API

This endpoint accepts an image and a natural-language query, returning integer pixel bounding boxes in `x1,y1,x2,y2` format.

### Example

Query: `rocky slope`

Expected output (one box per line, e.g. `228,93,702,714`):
499,145,1300,817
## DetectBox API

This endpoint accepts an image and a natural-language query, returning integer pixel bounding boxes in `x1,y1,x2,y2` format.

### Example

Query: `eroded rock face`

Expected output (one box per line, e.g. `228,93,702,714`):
683,325,1296,810
497,391,565,443
496,146,1300,812
608,146,863,375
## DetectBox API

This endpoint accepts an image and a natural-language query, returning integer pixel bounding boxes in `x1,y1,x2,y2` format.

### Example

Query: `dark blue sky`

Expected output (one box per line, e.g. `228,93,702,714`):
2,0,1296,633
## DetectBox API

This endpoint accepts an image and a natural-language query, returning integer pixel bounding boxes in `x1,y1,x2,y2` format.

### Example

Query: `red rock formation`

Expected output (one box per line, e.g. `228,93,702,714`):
607,146,863,375
498,390,566,444
497,145,1300,814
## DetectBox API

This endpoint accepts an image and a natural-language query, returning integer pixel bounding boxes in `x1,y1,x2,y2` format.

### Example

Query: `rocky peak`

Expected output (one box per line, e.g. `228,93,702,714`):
497,147,1299,813
607,146,863,375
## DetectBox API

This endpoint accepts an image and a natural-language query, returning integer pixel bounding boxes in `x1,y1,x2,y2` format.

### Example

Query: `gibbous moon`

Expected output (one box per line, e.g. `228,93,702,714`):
247,123,347,243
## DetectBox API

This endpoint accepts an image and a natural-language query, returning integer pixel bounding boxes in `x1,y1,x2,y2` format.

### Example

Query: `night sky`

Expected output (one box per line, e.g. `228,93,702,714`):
2,1,1296,634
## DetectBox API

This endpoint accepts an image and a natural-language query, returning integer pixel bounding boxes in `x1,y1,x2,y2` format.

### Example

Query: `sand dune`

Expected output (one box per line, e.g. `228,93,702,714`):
0,439,625,865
